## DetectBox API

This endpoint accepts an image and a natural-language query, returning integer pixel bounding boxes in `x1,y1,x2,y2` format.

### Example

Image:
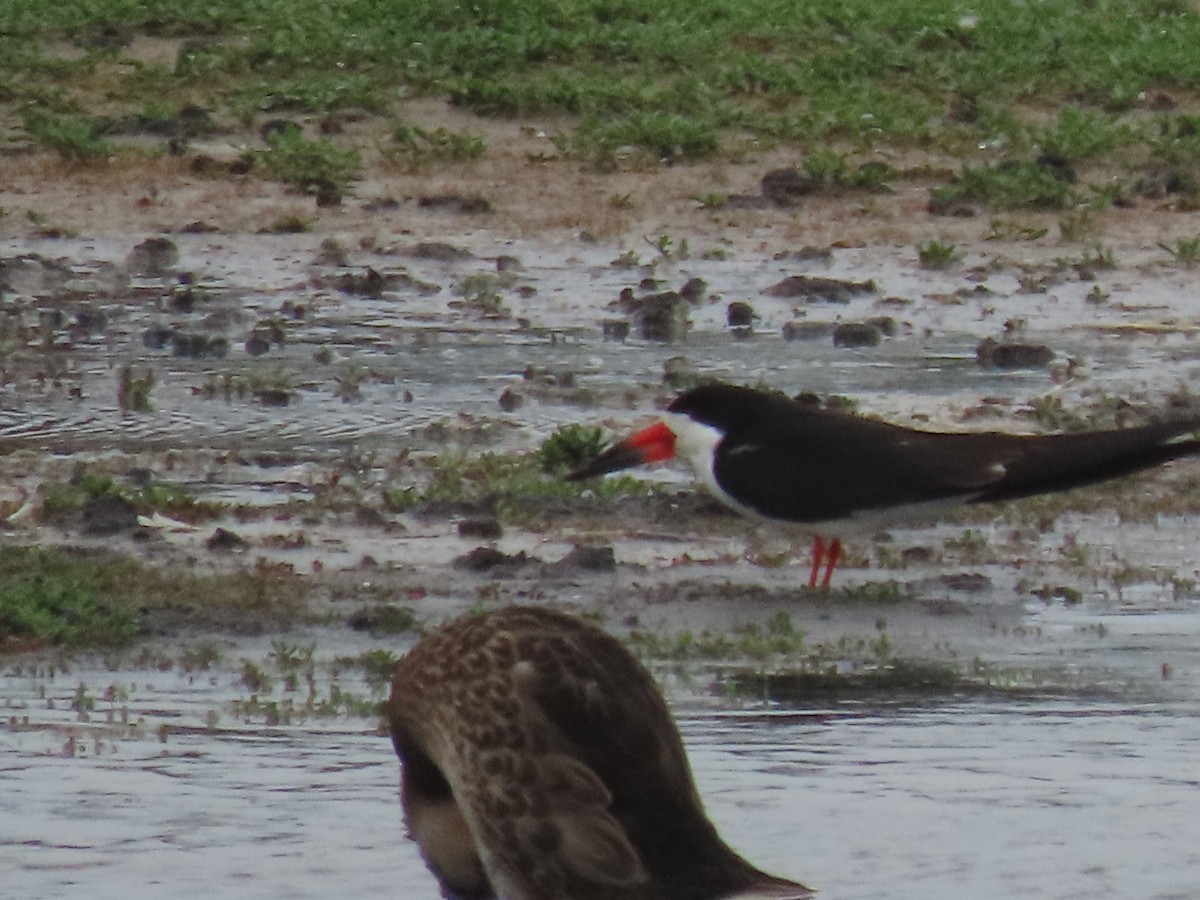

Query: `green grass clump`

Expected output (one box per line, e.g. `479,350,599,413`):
24,111,112,162
335,648,402,690
917,238,962,269
231,72,386,117
117,365,155,412
537,424,610,475
383,447,649,521
38,472,222,523
932,160,1075,211
0,544,311,650
1160,235,1200,264
1034,107,1132,162
0,546,137,648
391,123,486,168
801,149,895,192
572,112,720,166
259,129,361,191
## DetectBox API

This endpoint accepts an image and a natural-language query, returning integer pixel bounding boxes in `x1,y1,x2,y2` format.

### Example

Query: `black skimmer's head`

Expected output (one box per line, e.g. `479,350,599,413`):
568,382,1200,586
389,605,812,900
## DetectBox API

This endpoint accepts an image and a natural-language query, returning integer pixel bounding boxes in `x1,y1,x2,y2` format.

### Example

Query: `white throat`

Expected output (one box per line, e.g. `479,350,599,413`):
661,412,757,517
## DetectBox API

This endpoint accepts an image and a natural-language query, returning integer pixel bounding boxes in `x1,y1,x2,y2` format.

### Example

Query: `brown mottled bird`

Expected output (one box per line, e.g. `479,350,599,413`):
388,606,811,900
567,382,1200,588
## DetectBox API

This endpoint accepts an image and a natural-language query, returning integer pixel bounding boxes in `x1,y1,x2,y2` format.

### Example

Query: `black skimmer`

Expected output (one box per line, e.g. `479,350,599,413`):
389,605,811,900
567,382,1200,587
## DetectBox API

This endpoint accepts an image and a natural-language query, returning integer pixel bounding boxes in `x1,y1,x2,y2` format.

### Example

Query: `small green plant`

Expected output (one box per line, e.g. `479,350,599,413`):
932,160,1074,211
1160,236,1200,265
391,123,485,167
338,648,402,689
239,660,275,694
263,214,314,234
1035,107,1128,161
802,148,847,184
117,365,155,412
646,234,688,258
573,112,718,166
233,73,385,116
24,111,112,163
38,471,219,523
917,239,962,269
270,640,316,674
537,424,610,475
610,250,641,269
452,273,509,317
1077,245,1118,270
260,129,361,191
0,547,138,648
692,193,726,210
1058,209,1098,243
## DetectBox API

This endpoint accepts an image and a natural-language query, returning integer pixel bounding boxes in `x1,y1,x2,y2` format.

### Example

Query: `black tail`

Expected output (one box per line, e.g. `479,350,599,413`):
970,419,1200,505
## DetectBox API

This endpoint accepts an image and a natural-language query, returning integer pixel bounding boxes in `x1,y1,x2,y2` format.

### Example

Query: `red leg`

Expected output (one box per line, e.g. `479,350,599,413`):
807,536,826,588
819,537,843,589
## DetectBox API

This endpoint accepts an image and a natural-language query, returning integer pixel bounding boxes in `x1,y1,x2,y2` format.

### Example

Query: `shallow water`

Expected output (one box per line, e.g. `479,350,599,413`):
4,232,1200,898
4,233,1199,458
5,680,1198,899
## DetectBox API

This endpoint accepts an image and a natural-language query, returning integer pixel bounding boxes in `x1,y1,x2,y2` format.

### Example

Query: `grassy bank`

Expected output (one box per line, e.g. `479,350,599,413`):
2,0,1200,183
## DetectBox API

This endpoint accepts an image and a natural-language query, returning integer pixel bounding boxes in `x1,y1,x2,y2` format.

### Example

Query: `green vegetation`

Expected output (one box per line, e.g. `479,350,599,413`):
451,273,510,317
384,439,651,523
801,149,895,192
335,647,401,690
23,110,112,162
917,238,962,269
4,1,1200,201
229,642,396,723
390,123,486,168
0,546,137,648
117,365,155,412
0,544,308,651
259,129,361,191
931,160,1076,211
629,611,808,662
38,471,223,523
537,424,610,475
1160,235,1200,264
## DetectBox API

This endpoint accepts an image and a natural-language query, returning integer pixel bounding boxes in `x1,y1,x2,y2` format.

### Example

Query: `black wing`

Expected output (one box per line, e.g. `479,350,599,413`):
712,403,1200,523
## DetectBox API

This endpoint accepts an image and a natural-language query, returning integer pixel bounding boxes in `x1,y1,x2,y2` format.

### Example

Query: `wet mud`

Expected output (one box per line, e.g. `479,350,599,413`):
4,166,1200,897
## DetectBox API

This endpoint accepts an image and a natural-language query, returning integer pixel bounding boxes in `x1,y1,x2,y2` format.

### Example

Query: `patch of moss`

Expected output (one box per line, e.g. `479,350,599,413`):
0,546,137,648
0,544,311,651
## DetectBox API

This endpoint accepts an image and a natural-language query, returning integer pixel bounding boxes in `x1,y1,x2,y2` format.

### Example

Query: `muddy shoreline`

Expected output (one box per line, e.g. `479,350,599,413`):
5,142,1200,900
4,143,1200,675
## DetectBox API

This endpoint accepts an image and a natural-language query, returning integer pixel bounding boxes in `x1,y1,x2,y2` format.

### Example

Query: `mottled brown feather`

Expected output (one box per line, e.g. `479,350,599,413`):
389,606,812,900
